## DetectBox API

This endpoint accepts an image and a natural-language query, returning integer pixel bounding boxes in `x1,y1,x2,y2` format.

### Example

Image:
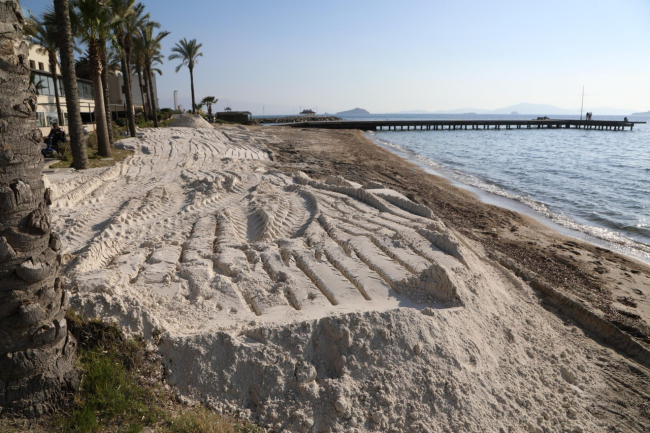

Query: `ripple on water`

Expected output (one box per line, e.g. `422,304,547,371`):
368,115,650,260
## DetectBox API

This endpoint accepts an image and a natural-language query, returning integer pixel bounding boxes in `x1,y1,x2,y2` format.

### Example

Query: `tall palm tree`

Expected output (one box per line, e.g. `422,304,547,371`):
100,37,115,145
169,38,203,114
136,22,169,127
201,96,218,118
111,0,148,137
0,0,78,417
53,0,89,170
73,0,119,157
131,42,151,120
29,15,65,125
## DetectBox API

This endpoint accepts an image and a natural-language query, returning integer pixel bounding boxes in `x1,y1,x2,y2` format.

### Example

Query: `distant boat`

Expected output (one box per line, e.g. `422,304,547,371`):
300,109,316,116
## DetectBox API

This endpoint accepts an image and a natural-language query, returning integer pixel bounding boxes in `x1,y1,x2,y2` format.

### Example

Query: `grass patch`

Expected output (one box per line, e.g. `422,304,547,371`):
50,146,133,169
136,118,174,128
0,311,262,433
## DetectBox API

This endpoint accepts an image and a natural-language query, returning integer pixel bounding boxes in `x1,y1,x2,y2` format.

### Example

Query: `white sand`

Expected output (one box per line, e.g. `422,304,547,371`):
170,113,213,128
47,126,608,432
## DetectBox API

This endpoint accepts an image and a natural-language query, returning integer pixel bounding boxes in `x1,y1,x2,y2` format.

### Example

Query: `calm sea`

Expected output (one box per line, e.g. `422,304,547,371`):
337,113,650,263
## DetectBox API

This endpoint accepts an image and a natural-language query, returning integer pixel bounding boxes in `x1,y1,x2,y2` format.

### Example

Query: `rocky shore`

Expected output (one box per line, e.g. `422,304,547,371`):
252,115,341,124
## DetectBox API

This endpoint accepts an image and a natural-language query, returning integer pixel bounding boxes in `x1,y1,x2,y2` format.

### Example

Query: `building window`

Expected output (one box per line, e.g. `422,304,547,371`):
78,81,93,100
29,60,35,69
35,112,46,127
45,112,59,127
38,62,44,71
35,111,61,128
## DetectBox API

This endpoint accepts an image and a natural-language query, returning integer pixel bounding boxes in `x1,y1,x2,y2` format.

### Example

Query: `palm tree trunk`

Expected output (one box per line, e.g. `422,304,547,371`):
190,67,196,114
53,0,88,170
145,62,158,127
48,52,64,125
99,39,114,145
0,0,79,417
89,42,112,157
121,54,136,137
136,68,148,121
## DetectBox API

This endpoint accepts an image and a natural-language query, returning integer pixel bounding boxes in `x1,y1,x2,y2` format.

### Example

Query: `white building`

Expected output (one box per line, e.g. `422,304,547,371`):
30,45,95,133
29,45,158,135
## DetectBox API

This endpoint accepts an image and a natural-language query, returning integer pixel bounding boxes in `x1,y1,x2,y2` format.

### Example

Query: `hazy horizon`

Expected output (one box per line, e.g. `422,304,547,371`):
20,0,650,115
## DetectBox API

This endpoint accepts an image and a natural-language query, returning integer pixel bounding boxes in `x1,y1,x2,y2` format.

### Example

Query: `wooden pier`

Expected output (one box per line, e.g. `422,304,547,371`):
279,119,644,132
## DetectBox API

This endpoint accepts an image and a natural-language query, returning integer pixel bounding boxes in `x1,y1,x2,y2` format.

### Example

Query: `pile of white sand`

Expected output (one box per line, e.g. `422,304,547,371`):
170,113,213,128
46,127,607,432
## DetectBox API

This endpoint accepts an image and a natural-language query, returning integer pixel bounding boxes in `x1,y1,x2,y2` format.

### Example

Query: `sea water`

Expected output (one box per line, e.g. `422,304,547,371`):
341,113,650,263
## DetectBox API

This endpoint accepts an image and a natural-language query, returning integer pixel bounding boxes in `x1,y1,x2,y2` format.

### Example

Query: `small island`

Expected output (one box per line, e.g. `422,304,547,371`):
336,107,370,115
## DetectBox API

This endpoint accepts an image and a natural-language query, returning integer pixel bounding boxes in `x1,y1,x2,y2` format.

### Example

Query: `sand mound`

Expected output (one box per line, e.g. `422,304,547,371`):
47,128,605,432
170,113,213,128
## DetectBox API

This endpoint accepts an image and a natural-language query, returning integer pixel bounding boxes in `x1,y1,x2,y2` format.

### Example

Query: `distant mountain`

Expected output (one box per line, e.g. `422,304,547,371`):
429,103,633,116
336,108,370,115
631,110,650,115
488,103,572,115
432,108,488,114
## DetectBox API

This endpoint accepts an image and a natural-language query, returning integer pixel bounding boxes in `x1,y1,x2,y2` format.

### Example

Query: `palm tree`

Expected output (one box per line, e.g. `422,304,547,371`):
169,38,203,114
130,47,150,120
0,0,78,416
201,96,218,118
73,0,119,157
53,0,89,170
136,22,169,127
100,37,115,145
111,0,148,137
29,15,65,125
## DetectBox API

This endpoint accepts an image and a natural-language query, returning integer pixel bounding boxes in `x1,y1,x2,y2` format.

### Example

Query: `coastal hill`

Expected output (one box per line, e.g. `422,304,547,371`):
632,110,650,115
336,107,370,115
396,102,632,116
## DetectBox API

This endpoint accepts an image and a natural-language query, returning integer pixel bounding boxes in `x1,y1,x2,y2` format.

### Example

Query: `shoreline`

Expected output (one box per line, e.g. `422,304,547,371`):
266,125,650,352
365,131,650,266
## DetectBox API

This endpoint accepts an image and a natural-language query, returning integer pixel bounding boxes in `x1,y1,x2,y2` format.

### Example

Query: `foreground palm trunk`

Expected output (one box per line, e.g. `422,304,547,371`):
88,41,111,157
0,0,78,417
53,0,89,170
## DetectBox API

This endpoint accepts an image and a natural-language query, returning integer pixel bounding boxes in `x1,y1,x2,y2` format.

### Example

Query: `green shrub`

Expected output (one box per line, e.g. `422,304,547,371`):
112,120,128,137
160,108,173,120
86,131,98,149
57,140,73,162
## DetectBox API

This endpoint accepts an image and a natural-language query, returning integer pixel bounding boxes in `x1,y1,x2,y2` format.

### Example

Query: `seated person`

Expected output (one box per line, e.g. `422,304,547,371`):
42,122,66,157
47,122,66,150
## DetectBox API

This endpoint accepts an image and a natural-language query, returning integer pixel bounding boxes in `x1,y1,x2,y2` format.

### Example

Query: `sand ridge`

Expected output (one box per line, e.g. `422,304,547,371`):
46,126,627,432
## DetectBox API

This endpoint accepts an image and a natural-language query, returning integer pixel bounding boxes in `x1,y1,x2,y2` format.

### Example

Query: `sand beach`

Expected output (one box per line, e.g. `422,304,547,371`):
44,120,650,432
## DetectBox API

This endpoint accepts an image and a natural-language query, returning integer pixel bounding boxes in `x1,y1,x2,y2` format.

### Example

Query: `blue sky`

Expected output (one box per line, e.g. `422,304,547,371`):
21,0,650,114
